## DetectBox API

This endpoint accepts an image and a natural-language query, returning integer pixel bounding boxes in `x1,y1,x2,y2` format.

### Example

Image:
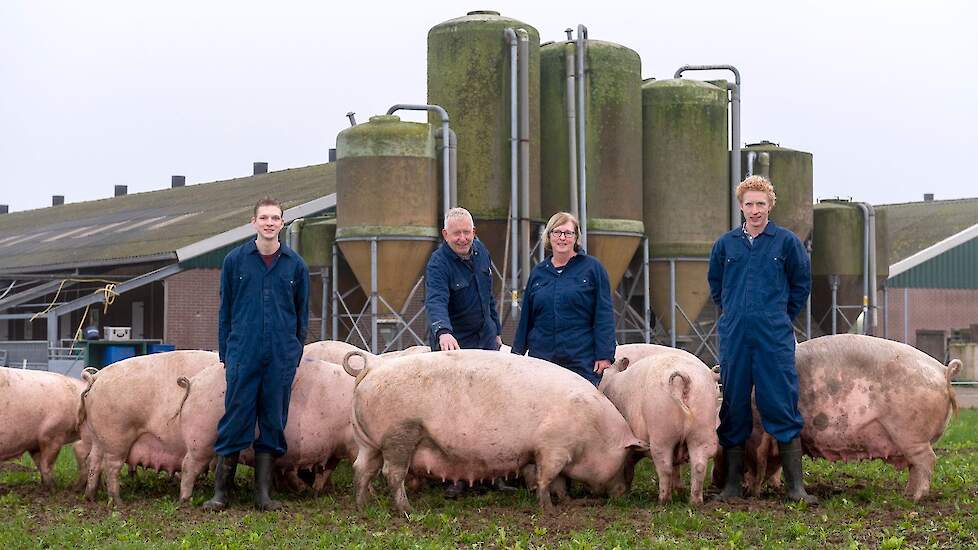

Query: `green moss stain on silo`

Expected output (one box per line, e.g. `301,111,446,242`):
742,142,814,243
335,115,439,239
642,79,728,257
427,12,541,221
540,40,643,226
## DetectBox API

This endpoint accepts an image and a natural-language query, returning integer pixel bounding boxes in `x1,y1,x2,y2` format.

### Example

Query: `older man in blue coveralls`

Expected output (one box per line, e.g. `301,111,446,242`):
424,206,512,497
204,197,310,511
708,176,816,505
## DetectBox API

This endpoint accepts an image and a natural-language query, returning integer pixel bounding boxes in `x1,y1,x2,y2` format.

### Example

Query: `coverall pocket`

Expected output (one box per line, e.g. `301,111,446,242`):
767,256,786,292
568,278,596,310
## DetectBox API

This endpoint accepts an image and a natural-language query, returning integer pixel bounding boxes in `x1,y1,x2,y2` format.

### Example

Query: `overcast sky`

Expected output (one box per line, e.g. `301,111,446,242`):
2,0,975,213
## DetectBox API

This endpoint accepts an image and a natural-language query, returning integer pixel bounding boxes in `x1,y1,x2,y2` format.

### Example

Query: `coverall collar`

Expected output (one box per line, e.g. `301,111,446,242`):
733,221,779,239
544,249,588,271
244,239,293,257
439,239,480,262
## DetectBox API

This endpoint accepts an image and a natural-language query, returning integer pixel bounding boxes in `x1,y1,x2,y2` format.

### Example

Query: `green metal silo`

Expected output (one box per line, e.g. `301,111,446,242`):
741,141,814,244
335,115,440,313
540,39,643,290
811,200,890,335
642,79,728,338
293,216,336,268
427,11,541,262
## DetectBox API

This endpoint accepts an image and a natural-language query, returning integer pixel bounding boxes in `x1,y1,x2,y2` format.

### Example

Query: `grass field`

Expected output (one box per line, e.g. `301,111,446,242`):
1,410,976,549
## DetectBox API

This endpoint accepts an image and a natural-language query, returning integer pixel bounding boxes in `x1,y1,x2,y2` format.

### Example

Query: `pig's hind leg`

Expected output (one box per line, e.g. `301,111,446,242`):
902,443,937,502
649,445,676,504
380,422,424,515
84,445,104,501
353,447,383,511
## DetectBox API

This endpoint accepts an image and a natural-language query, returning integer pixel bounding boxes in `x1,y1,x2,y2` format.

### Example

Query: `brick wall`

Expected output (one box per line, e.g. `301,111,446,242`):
881,287,978,346
165,268,330,350
165,268,221,351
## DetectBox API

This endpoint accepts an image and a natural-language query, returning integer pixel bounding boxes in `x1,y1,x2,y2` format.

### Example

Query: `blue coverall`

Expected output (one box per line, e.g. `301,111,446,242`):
424,239,501,350
707,220,811,447
511,252,616,386
215,240,310,457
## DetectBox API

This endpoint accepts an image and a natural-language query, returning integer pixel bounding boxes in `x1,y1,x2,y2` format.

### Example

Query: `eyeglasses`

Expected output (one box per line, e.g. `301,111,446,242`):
550,230,576,239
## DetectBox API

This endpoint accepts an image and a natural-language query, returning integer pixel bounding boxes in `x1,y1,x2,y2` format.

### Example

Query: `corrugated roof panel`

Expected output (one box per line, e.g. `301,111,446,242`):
888,236,978,289
0,162,336,272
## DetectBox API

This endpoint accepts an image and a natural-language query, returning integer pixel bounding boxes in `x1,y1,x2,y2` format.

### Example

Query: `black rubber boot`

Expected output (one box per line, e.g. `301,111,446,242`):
493,477,518,493
254,452,282,511
202,452,239,510
712,445,745,502
779,438,818,505
444,480,466,499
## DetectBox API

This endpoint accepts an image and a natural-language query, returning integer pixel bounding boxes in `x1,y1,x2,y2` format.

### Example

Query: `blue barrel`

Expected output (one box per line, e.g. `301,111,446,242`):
148,344,176,354
104,345,136,365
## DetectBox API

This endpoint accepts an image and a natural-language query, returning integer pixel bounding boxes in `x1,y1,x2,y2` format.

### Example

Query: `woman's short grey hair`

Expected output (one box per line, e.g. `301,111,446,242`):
443,207,474,229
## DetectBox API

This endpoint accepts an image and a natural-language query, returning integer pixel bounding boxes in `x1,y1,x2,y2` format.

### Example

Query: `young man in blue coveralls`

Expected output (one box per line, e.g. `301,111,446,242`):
708,176,817,504
204,197,310,511
424,207,513,498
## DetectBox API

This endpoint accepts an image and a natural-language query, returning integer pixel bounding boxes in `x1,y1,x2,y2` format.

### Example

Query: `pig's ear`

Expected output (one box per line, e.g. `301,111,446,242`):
711,365,721,381
623,437,650,453
615,357,630,372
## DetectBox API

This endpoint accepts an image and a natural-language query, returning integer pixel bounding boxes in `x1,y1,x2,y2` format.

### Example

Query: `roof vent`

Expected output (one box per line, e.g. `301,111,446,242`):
328,148,337,162
171,175,186,188
0,204,8,214
253,162,268,175
52,195,64,206
923,193,934,201
114,185,127,197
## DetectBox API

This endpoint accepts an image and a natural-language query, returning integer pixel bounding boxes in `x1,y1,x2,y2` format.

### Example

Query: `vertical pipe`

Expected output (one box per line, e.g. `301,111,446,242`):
332,243,338,340
448,129,458,208
830,275,838,335
537,225,545,263
576,24,589,250
370,237,378,354
441,120,451,215
321,269,328,341
564,39,579,219
504,28,519,317
643,238,651,344
729,82,742,230
882,283,888,340
903,287,909,343
669,259,677,347
47,312,58,351
855,202,871,335
867,204,878,335
806,240,812,340
517,29,531,288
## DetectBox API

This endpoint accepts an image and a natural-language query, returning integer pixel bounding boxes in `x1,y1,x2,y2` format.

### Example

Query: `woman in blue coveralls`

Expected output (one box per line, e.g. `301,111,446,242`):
511,212,616,385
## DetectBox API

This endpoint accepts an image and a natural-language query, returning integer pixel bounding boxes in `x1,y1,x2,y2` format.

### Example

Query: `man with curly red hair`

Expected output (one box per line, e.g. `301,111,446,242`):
708,176,816,504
